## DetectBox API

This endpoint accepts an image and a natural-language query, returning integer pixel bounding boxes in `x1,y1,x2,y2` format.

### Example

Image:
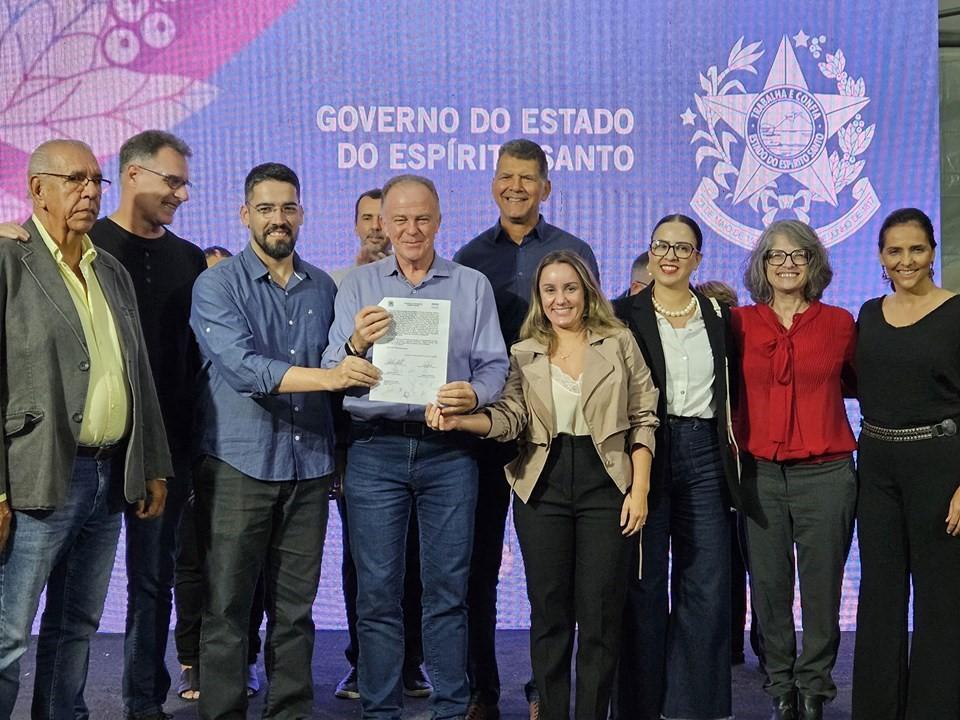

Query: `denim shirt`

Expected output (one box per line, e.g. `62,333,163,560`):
190,244,337,481
322,254,509,422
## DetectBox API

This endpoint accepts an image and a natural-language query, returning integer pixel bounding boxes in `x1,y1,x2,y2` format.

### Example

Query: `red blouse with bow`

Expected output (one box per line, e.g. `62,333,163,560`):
731,301,857,462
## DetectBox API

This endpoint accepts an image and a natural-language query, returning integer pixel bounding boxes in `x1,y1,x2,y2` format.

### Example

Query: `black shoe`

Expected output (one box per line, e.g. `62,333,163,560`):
466,698,501,720
770,690,798,720
402,665,432,698
334,667,360,700
798,694,823,720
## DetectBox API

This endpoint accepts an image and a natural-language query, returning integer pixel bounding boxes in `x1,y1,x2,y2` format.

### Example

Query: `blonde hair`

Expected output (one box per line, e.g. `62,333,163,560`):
519,250,623,349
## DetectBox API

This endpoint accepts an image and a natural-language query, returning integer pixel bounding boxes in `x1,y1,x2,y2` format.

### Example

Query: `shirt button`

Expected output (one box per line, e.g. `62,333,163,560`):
680,390,686,395
294,406,300,412
294,434,302,442
288,320,294,325
145,277,152,284
72,412,83,423
308,309,313,315
79,360,90,371
145,264,152,271
289,349,295,355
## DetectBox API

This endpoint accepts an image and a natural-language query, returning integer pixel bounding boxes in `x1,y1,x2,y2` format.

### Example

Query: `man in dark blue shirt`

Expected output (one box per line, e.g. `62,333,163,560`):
190,163,379,719
453,139,600,720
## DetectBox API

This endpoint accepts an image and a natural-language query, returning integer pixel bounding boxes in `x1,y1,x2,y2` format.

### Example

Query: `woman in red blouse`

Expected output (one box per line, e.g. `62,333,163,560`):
732,220,856,720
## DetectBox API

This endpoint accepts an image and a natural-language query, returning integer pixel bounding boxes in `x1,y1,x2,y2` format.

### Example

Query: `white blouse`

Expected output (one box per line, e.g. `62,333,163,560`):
655,301,716,418
550,364,591,436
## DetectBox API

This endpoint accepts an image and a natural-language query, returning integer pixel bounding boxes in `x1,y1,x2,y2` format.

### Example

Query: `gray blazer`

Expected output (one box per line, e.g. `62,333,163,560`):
0,219,173,510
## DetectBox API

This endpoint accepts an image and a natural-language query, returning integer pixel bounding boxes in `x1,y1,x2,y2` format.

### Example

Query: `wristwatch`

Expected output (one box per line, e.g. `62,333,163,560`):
345,338,362,357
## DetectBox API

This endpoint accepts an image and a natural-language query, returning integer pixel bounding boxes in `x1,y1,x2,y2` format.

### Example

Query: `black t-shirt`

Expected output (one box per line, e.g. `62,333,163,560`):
856,294,960,426
90,217,207,454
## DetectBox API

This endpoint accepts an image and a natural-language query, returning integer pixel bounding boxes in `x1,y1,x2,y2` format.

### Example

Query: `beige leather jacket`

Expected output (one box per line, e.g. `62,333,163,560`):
484,326,659,502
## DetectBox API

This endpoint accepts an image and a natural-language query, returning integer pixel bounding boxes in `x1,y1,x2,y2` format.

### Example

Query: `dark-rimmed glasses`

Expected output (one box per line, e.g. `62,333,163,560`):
36,172,111,191
246,202,302,219
135,165,193,191
765,249,810,266
650,239,698,259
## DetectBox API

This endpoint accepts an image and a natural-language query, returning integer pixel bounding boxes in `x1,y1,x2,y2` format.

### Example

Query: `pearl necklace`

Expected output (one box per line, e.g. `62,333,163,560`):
652,291,697,318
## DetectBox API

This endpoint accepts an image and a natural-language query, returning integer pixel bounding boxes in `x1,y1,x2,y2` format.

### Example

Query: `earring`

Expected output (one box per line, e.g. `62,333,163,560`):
881,267,889,281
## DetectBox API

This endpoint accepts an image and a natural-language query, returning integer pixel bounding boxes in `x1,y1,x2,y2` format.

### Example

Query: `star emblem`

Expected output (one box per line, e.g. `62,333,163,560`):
701,37,869,207
793,29,809,48
680,107,697,125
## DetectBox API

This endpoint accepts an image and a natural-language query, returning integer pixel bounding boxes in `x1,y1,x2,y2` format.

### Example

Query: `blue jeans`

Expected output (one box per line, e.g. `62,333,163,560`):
122,452,190,718
0,456,121,720
345,424,478,720
618,417,732,720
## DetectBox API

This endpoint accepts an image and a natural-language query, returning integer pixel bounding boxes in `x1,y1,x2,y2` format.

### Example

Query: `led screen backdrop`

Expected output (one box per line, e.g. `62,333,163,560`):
0,0,939,631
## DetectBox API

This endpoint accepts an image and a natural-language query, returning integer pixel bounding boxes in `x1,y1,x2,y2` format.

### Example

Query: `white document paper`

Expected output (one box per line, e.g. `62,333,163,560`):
368,297,450,405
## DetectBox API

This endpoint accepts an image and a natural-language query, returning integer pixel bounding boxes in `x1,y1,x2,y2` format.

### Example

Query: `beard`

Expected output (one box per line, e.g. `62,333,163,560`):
254,223,297,259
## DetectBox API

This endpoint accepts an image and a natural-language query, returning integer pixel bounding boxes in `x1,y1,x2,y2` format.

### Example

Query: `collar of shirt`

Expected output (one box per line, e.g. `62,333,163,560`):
491,214,545,247
655,298,715,418
239,243,311,290
33,213,97,268
380,252,454,285
655,294,705,329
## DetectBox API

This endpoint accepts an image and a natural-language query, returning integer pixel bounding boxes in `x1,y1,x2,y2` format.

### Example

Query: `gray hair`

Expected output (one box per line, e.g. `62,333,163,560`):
27,139,93,175
743,220,833,304
118,130,192,172
381,174,439,205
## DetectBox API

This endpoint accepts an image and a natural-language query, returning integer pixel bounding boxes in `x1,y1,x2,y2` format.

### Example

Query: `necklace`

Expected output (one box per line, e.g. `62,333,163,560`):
652,291,697,318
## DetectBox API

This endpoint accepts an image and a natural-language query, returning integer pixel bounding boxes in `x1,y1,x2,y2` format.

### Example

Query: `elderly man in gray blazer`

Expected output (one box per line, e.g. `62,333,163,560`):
0,139,172,719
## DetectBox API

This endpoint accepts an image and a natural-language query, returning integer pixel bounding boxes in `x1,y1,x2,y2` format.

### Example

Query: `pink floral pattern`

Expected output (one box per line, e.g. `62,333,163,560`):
0,0,216,157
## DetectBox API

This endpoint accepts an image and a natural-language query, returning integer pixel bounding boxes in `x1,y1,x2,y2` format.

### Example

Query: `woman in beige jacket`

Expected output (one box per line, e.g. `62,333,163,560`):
426,250,659,720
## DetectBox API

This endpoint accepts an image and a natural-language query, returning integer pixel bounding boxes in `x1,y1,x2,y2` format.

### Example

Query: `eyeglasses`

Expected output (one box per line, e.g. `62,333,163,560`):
36,172,111,191
650,239,698,259
765,249,810,266
135,165,193,191
246,202,302,218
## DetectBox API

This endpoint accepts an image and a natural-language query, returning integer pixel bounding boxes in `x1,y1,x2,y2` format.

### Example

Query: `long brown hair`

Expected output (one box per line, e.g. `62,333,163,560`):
519,250,624,349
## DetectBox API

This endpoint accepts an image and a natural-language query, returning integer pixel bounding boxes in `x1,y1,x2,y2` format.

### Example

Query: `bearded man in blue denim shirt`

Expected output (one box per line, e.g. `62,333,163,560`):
190,163,380,719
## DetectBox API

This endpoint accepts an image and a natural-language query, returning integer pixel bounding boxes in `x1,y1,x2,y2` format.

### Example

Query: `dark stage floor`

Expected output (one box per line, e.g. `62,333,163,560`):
13,631,853,719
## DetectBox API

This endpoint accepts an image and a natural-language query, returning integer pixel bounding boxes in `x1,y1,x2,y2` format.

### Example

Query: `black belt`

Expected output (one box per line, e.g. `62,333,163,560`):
76,442,124,460
667,415,716,426
861,418,958,442
357,419,439,439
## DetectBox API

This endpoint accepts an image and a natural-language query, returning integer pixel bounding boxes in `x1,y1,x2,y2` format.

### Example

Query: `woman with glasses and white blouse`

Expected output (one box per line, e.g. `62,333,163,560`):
732,220,857,720
613,214,740,720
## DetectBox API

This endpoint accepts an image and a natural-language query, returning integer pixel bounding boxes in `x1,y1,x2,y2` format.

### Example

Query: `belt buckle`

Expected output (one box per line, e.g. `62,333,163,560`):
401,422,422,438
96,443,117,459
935,418,958,437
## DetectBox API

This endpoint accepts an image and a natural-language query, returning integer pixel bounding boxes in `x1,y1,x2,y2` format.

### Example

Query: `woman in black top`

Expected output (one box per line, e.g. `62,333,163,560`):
853,208,960,720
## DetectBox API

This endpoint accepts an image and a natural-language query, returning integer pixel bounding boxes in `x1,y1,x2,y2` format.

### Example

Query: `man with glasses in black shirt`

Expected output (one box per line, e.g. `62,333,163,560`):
91,131,207,720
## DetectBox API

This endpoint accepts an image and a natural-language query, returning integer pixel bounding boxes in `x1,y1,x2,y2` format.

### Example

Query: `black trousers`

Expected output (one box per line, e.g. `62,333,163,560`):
730,510,763,662
175,487,265,667
337,494,424,671
467,440,513,704
853,433,960,720
742,456,856,701
195,456,330,720
513,435,631,720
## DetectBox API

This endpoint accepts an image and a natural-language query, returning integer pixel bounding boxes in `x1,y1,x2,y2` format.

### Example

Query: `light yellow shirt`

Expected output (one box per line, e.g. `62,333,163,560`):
35,215,130,446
